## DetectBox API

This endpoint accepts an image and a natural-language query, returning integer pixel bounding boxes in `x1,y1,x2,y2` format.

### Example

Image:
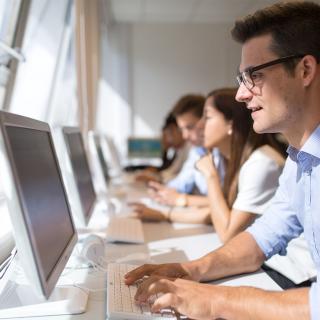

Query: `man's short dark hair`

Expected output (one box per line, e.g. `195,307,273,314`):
171,94,205,119
231,1,320,73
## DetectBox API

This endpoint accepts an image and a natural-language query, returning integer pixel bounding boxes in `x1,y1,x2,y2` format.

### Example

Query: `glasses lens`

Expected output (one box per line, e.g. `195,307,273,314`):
237,72,254,89
236,74,242,86
243,71,254,89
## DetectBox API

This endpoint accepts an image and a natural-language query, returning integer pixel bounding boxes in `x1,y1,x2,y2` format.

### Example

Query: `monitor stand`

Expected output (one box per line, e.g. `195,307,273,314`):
0,281,88,318
0,254,88,318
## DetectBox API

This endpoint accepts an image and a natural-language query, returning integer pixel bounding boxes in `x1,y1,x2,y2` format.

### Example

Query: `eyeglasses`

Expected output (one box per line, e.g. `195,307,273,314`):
237,54,305,90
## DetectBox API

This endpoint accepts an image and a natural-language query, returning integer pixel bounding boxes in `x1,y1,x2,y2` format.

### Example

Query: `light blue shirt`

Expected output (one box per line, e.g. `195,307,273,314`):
247,125,320,320
167,147,224,195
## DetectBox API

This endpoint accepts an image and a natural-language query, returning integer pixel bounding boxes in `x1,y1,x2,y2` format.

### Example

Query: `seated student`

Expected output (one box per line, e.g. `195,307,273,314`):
125,3,320,319
159,114,188,180
135,113,190,183
145,93,216,208
130,88,285,240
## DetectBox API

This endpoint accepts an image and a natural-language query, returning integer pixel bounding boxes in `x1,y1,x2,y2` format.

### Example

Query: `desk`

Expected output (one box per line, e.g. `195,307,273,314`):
6,186,282,320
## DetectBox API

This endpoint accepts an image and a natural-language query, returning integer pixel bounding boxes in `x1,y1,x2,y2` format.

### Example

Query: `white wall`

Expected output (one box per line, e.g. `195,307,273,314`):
132,23,241,136
97,22,133,158
97,21,242,153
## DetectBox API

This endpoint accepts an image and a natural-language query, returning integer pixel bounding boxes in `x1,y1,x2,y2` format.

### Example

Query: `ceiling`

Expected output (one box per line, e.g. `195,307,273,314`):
108,0,285,24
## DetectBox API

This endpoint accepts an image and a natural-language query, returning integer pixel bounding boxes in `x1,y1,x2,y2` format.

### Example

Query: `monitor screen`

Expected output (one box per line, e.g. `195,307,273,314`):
94,136,110,185
5,126,75,283
64,131,96,219
128,138,162,158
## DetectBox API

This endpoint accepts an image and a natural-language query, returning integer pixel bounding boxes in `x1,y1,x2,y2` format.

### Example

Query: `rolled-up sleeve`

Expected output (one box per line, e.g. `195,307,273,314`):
247,165,304,258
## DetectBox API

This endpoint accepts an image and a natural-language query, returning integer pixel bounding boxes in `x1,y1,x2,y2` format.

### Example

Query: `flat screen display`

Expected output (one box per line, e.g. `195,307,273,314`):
6,126,74,281
128,138,162,158
64,132,96,218
94,136,110,185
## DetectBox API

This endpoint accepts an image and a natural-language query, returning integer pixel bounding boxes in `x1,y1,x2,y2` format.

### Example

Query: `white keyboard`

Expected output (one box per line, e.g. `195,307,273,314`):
105,217,145,243
107,263,177,319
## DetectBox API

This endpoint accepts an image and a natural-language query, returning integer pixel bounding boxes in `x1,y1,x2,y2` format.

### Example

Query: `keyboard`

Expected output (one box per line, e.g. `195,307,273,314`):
105,217,145,244
107,263,176,319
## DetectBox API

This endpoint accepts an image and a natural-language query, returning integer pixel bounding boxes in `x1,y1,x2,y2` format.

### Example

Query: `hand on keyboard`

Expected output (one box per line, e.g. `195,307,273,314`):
134,277,224,320
124,263,193,286
107,264,178,319
128,202,169,222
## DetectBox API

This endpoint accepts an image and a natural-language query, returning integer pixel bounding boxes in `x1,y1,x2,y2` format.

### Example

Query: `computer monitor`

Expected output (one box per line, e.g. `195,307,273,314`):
63,127,96,224
127,137,162,159
93,134,110,185
0,111,87,317
102,135,123,176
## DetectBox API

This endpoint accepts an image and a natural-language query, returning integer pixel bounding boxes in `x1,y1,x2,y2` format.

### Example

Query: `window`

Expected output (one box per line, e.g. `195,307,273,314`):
0,0,23,109
9,0,71,120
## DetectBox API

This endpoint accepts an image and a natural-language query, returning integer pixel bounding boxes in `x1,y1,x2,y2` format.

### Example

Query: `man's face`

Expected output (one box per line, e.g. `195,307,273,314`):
176,112,203,146
235,34,304,137
162,124,183,149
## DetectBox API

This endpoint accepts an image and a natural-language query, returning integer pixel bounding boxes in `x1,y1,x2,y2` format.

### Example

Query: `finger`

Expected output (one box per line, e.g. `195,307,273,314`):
130,207,143,214
124,264,157,285
134,212,143,220
127,201,142,206
151,293,178,314
148,181,162,190
135,278,175,302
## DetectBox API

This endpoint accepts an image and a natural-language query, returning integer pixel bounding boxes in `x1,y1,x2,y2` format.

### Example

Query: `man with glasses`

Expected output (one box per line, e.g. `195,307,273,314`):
124,2,320,319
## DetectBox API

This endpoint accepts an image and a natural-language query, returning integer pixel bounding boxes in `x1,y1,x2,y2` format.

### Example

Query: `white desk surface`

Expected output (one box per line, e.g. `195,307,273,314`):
6,183,282,320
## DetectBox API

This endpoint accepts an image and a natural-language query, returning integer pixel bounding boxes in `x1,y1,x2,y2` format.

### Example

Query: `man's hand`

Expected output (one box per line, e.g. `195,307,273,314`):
131,276,311,320
124,263,194,286
148,181,186,206
128,202,168,222
148,181,165,192
135,171,160,183
135,277,224,320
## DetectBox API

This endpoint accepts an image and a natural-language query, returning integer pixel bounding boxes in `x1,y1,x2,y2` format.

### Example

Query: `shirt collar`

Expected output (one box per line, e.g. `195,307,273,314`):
287,124,320,162
195,146,207,157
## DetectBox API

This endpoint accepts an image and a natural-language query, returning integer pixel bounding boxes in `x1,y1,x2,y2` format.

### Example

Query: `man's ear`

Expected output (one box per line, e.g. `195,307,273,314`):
300,55,318,87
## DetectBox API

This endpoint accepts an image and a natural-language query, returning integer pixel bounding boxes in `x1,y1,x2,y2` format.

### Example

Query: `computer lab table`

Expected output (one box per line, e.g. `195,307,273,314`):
7,217,281,320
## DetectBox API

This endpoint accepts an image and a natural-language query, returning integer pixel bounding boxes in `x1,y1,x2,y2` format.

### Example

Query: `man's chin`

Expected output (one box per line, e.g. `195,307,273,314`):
253,122,277,134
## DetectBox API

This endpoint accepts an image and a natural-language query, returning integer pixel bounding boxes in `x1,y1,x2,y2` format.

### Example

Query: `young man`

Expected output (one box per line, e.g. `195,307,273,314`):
137,94,205,185
125,2,320,319
148,94,222,207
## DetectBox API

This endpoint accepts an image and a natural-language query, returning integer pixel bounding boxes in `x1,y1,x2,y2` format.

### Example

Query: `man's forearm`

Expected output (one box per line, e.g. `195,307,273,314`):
217,286,310,320
184,232,265,281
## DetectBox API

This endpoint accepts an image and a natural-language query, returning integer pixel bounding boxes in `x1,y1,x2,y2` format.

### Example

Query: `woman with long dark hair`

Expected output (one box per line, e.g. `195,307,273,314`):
131,88,285,242
196,88,285,242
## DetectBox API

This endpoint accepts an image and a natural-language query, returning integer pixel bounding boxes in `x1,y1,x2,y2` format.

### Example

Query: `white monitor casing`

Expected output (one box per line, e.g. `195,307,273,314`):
0,111,78,299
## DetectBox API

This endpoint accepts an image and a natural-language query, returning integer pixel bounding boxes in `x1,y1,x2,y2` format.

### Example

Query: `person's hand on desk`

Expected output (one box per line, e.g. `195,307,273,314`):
148,181,188,207
147,181,166,195
128,202,168,222
135,171,160,183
